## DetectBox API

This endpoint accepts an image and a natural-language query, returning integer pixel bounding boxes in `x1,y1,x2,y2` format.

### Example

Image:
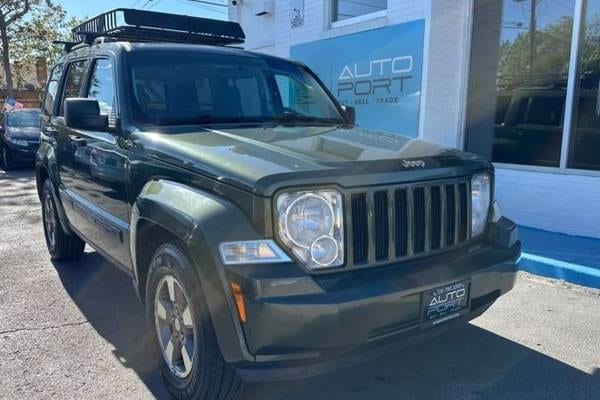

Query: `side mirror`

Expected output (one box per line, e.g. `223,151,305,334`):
342,105,356,125
64,98,108,131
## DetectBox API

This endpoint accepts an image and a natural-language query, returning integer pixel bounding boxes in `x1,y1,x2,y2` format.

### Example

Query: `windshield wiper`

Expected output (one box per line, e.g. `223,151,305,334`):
265,111,343,125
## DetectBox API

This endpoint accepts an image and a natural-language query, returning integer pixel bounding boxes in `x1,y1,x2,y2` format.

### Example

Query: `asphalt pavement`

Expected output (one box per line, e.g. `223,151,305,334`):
1,168,599,400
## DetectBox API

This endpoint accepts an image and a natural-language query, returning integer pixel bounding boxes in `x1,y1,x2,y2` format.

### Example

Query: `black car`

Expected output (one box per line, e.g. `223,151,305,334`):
36,9,520,400
0,108,41,170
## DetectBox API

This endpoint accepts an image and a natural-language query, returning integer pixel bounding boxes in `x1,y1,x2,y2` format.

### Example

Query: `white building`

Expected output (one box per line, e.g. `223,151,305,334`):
229,0,600,239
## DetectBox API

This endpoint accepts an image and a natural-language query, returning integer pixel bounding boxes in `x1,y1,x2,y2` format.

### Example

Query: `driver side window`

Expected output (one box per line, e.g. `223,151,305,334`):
87,59,117,127
60,60,88,116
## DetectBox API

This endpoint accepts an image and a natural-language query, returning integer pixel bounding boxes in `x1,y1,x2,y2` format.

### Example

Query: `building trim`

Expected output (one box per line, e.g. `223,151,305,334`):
417,0,432,140
330,9,388,29
494,162,600,178
456,0,474,150
559,0,585,169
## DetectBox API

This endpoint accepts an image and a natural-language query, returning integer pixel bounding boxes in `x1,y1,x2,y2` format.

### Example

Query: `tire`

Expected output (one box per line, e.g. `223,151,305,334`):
1,145,12,171
146,242,243,400
41,179,86,261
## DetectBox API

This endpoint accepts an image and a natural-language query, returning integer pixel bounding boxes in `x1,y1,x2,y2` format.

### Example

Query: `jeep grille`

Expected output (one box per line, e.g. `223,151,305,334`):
347,177,471,267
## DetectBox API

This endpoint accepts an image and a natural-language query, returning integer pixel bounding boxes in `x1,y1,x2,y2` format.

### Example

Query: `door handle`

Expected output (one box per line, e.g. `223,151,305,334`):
42,126,58,135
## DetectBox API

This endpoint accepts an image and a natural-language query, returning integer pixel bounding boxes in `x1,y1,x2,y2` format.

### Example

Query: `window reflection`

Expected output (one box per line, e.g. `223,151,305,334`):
568,0,600,171
332,0,387,23
492,0,576,166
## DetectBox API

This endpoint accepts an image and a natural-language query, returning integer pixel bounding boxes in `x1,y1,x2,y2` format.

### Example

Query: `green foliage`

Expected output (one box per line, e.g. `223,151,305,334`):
0,0,84,93
498,15,600,89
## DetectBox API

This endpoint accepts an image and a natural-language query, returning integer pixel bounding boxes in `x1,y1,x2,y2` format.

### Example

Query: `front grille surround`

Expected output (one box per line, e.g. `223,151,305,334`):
344,177,473,269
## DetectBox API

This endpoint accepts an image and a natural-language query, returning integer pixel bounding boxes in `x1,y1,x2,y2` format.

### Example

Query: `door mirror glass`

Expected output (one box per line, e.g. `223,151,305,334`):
342,105,356,125
64,98,108,131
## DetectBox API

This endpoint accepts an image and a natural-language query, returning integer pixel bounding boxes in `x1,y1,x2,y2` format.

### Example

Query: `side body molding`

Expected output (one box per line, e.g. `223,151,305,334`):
130,179,259,363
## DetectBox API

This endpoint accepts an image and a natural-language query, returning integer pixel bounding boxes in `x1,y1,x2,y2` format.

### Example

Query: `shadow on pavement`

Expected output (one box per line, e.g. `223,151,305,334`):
54,252,600,400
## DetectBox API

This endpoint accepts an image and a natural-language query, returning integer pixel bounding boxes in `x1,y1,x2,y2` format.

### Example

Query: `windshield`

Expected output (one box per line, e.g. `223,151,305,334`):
127,49,345,126
7,111,40,128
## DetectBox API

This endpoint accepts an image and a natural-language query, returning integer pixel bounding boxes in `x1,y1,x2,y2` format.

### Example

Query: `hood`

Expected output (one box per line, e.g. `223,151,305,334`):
6,127,40,139
131,125,491,196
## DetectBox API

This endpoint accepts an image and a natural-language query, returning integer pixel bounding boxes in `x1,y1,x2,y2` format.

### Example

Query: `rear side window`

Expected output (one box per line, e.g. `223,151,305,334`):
60,60,88,115
42,64,64,117
494,95,511,125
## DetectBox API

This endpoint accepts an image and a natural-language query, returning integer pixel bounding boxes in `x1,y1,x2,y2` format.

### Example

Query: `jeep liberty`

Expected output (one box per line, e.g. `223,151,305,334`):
36,9,520,400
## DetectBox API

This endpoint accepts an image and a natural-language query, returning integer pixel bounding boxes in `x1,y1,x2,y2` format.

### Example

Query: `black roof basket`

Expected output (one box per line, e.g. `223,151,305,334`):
71,8,245,46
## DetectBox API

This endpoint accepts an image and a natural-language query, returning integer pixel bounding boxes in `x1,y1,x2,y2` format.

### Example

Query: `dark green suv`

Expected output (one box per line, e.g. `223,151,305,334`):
36,9,520,400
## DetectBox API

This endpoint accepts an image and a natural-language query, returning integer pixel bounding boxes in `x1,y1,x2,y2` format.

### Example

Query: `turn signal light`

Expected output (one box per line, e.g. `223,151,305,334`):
230,282,247,323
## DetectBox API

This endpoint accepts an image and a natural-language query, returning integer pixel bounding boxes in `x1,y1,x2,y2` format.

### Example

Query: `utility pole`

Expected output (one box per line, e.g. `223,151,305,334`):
529,0,537,78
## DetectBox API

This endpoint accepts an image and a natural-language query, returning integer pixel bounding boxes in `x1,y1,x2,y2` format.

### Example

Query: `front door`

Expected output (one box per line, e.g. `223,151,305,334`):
59,57,131,269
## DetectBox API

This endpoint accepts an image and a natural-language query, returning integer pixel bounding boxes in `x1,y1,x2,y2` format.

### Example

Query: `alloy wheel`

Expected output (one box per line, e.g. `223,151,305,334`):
43,191,56,250
154,274,197,379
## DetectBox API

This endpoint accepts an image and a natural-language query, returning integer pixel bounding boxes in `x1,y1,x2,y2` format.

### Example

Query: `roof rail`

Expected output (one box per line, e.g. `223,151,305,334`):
52,40,81,52
71,8,245,46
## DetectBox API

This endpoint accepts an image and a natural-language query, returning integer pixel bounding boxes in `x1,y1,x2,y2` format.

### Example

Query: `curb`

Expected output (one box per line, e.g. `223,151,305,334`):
518,252,600,290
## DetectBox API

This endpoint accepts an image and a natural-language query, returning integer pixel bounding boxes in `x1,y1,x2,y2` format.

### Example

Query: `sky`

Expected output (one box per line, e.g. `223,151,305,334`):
501,0,576,41
57,0,228,22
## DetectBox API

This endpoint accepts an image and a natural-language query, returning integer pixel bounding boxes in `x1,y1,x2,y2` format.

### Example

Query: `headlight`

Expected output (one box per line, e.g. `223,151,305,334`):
471,173,491,236
276,190,344,269
6,137,28,146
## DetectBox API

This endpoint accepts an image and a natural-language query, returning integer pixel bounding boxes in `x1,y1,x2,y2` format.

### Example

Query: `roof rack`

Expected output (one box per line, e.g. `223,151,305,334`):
71,8,245,46
52,40,80,52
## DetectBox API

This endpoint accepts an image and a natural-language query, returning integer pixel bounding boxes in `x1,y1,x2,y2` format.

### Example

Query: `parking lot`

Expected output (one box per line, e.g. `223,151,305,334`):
0,168,599,400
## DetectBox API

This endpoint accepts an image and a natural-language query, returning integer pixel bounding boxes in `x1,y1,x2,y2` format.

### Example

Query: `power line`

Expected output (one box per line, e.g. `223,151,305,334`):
178,0,227,15
147,0,165,10
186,0,227,7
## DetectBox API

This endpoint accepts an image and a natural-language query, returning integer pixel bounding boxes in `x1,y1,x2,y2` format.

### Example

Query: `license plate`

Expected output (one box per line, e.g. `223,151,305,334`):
421,280,470,328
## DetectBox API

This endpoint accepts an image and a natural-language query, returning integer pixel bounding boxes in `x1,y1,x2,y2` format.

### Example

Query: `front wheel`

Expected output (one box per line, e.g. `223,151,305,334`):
41,180,86,261
146,242,243,400
1,145,12,171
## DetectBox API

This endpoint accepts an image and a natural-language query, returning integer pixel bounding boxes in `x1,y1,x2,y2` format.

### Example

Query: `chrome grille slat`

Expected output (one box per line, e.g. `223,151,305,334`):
367,192,376,265
406,188,415,257
439,185,447,250
387,189,396,260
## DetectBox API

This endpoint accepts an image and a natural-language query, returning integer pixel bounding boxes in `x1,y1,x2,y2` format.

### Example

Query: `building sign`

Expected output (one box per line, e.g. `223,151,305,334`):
290,0,304,28
291,20,425,136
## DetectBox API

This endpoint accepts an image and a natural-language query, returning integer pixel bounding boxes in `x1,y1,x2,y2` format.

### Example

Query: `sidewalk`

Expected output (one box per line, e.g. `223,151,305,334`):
518,226,600,289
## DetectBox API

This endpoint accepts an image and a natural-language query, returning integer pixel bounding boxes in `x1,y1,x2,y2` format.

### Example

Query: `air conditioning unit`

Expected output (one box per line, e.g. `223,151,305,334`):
254,1,274,16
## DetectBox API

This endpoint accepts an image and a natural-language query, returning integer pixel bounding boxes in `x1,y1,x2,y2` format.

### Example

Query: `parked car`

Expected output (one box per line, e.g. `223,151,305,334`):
0,108,41,170
493,87,600,169
36,9,520,400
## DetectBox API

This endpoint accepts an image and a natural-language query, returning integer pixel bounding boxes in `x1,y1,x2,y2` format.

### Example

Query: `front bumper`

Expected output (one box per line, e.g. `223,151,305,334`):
4,141,38,163
221,218,520,381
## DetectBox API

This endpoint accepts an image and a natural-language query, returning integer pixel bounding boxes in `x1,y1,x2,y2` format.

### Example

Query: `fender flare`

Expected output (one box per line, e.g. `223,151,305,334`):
130,179,259,363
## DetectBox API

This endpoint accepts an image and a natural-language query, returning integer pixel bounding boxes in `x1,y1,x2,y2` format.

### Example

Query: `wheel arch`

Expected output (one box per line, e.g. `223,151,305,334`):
131,179,260,363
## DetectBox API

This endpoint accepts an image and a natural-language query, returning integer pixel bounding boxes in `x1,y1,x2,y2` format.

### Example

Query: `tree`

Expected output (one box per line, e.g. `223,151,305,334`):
497,15,600,89
0,0,65,98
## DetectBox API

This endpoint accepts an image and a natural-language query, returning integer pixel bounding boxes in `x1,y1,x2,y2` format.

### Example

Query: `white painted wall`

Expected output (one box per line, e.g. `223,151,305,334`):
230,1,600,240
495,167,600,239
229,0,469,147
